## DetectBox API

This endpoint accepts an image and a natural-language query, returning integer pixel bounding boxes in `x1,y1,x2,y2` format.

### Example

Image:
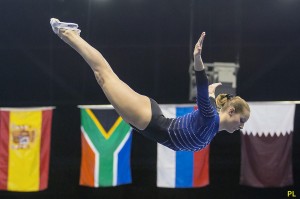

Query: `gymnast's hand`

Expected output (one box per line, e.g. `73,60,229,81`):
208,83,222,98
194,32,206,57
193,32,206,71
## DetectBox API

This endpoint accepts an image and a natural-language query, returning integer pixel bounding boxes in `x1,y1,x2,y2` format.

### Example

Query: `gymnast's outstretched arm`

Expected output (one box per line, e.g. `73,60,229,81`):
193,32,222,114
193,32,206,71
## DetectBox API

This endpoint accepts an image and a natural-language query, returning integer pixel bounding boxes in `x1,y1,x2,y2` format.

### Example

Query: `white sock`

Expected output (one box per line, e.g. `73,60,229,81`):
50,18,80,34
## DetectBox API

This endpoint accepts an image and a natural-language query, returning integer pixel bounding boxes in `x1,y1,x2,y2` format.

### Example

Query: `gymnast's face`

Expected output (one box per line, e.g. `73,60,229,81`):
223,107,250,133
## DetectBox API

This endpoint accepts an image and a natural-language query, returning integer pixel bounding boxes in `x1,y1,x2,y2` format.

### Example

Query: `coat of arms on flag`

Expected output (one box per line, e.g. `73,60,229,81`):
0,107,54,192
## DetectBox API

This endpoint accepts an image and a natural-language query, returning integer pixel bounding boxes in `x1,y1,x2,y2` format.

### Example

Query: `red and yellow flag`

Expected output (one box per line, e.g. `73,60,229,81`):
0,107,53,192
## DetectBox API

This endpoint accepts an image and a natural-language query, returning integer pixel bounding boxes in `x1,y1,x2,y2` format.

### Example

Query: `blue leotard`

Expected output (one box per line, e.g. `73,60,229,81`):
132,70,220,151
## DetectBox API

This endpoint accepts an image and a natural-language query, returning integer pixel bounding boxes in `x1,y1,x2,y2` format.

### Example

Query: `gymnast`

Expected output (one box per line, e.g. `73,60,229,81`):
50,18,250,151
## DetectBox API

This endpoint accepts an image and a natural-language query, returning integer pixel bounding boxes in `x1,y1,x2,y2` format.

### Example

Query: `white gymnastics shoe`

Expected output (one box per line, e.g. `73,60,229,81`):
50,18,80,34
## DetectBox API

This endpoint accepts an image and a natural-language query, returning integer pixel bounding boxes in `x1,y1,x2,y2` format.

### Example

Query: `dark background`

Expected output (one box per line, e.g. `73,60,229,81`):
0,0,299,198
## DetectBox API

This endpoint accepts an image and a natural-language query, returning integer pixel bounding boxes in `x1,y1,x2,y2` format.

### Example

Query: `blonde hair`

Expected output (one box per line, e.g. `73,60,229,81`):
216,94,250,114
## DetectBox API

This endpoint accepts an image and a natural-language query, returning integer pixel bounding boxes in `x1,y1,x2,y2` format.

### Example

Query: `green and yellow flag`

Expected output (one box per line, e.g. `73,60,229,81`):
79,106,132,187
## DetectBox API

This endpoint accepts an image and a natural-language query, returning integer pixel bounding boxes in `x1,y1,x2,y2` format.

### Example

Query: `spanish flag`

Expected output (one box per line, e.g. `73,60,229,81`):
0,107,54,192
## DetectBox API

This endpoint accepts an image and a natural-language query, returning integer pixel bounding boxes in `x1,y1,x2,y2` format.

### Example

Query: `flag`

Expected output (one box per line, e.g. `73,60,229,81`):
79,106,132,187
157,105,209,188
240,103,295,187
0,107,53,192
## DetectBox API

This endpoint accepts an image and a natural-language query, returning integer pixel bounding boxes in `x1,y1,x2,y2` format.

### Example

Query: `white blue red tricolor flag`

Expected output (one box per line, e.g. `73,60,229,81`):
157,105,209,188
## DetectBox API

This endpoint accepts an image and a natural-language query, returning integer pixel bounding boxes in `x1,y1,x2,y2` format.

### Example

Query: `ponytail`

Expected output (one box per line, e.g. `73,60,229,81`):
216,94,250,113
216,94,231,110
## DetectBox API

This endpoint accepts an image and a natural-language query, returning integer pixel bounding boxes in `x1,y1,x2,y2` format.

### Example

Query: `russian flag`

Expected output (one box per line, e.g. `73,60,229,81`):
157,105,209,188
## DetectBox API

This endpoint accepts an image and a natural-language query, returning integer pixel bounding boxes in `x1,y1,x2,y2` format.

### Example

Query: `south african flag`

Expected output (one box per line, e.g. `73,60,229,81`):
79,105,132,187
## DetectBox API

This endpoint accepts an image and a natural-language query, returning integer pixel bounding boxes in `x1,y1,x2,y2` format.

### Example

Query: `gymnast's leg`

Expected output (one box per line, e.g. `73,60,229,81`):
54,26,151,130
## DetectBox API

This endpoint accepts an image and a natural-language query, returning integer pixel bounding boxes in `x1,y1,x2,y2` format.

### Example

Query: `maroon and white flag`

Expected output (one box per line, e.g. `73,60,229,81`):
240,103,295,187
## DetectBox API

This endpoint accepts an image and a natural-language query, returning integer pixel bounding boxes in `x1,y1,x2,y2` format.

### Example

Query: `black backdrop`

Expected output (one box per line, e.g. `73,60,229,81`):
0,0,299,198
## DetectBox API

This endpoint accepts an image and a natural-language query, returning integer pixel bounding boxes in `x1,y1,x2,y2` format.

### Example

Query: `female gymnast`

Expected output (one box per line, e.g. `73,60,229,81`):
50,18,250,151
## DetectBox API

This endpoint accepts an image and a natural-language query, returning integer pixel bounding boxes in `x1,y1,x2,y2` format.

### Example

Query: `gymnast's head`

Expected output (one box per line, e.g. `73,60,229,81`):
216,94,250,133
